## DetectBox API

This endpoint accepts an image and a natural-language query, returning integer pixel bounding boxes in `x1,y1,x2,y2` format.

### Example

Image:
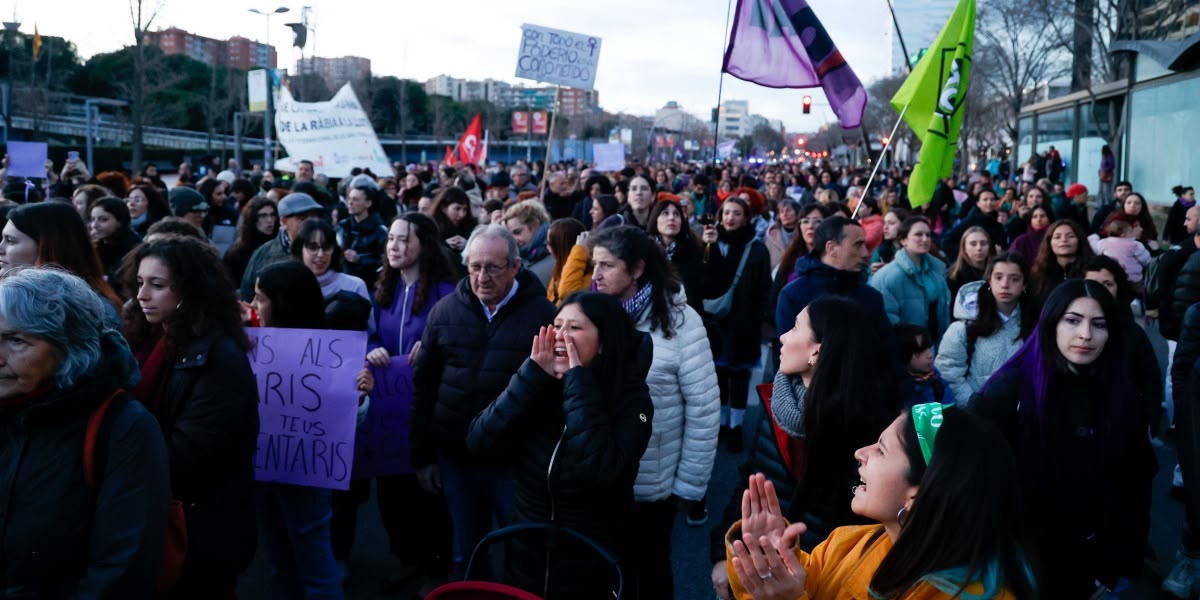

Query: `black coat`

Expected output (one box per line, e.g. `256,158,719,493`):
543,190,582,222
1176,304,1200,544
97,227,142,280
337,213,389,289
970,367,1155,591
0,336,169,598
1168,247,1200,340
159,331,260,581
706,227,771,366
942,208,1007,262
467,344,653,600
667,238,721,353
411,269,557,468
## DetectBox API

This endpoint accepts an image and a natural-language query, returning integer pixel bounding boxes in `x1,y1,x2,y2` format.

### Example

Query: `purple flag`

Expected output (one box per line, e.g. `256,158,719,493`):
722,0,867,129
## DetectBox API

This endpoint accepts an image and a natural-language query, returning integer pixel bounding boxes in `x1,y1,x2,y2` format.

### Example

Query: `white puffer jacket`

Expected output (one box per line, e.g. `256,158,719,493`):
632,298,720,502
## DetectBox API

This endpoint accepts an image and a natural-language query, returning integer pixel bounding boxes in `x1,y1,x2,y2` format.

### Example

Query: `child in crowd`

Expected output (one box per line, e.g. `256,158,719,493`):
1089,217,1151,287
894,323,954,407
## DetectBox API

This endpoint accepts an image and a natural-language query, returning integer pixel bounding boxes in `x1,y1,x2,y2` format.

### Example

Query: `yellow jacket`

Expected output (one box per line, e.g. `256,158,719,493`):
547,244,592,305
725,523,1016,600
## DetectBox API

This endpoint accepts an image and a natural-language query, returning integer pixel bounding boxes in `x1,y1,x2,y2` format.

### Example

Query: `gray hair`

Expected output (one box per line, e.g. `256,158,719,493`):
0,267,105,388
510,165,529,176
462,224,520,265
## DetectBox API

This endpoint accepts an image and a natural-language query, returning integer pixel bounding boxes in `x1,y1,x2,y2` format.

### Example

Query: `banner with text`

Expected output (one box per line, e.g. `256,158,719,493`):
512,111,529,135
273,84,392,179
352,358,415,478
248,327,368,490
531,111,549,135
515,24,602,90
247,69,268,113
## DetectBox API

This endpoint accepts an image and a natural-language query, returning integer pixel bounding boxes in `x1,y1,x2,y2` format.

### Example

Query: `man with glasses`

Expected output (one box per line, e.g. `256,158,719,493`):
239,192,326,301
410,224,555,579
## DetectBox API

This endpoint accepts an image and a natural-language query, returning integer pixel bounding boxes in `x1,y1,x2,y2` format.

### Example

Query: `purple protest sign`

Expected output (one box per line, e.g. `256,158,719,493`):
246,327,368,490
352,357,414,479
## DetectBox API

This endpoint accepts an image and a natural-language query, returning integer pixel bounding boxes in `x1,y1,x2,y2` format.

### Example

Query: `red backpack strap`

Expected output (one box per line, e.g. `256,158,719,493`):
83,389,123,490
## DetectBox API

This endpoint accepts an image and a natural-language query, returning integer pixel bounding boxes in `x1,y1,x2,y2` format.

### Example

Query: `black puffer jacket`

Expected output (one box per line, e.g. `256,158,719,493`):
97,227,142,280
706,226,771,366
411,269,556,468
0,333,169,598
1168,248,1200,341
466,340,654,600
159,331,260,581
337,213,389,289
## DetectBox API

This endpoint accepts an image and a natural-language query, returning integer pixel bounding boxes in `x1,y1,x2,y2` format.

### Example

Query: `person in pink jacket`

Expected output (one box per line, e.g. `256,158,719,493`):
1088,215,1151,287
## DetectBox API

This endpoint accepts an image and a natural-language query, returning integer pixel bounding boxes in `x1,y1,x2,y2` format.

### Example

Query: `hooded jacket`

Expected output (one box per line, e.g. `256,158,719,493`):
410,269,556,468
631,297,719,503
521,223,554,288
337,212,389,288
775,255,889,343
935,282,1026,405
0,331,169,598
870,250,952,341
466,338,653,600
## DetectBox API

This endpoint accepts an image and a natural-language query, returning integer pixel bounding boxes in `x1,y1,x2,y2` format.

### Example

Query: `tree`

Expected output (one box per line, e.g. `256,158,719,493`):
750,124,786,155
974,0,1071,143
129,0,164,173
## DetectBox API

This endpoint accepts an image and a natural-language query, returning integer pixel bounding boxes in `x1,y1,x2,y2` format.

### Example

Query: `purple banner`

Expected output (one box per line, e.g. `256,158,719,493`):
722,0,867,129
247,327,368,490
352,358,414,479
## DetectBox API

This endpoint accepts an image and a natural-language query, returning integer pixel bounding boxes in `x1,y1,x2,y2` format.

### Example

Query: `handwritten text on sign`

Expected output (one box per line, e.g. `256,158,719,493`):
247,327,367,490
514,24,602,91
352,358,414,479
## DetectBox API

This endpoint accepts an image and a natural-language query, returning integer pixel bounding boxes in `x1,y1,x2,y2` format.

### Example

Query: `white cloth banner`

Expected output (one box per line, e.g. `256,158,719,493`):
515,24,602,90
273,84,392,178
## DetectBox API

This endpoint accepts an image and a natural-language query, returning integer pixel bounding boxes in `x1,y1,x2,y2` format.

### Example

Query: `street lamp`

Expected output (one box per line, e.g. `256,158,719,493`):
248,6,289,170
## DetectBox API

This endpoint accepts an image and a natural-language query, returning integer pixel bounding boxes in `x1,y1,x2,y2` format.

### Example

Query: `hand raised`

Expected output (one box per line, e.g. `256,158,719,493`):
740,473,793,548
530,325,557,375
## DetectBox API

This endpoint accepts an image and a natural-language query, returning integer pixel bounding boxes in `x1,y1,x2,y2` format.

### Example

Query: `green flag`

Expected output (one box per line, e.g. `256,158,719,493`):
890,0,976,207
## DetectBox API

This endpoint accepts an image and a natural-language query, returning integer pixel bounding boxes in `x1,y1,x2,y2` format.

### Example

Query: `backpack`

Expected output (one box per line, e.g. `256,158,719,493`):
85,390,188,594
1144,248,1178,309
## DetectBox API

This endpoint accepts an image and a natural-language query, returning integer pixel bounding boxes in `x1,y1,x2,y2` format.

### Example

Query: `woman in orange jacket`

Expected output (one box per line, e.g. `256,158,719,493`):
724,404,1036,600
545,218,593,305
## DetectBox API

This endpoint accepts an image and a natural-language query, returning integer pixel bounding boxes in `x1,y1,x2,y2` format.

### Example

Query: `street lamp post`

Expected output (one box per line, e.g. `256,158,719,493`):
249,6,289,170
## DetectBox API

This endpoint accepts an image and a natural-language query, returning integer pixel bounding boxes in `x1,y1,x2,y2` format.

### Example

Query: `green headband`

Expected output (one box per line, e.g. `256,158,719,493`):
911,403,945,466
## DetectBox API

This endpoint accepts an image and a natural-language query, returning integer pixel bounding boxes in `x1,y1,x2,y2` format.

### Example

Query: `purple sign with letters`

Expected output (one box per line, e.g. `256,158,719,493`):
247,327,367,490
352,357,414,479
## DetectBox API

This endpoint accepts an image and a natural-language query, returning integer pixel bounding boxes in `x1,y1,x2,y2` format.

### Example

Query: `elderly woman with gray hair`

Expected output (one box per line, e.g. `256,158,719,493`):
0,267,169,597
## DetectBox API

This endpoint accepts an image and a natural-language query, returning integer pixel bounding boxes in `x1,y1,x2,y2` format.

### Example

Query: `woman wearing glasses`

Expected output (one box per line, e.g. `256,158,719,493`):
290,218,370,303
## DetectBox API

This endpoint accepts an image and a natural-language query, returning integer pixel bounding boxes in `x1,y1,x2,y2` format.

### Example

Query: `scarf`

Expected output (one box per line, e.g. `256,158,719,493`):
621,283,654,319
770,370,807,438
130,212,149,230
662,240,677,261
133,338,171,417
909,369,937,383
1182,197,1196,209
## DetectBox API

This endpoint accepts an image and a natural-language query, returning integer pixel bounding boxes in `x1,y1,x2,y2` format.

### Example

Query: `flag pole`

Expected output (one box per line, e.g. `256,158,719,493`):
852,103,909,220
538,86,560,198
711,0,735,167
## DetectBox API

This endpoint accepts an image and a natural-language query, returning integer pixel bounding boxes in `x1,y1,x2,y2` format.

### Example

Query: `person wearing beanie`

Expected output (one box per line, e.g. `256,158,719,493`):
1059,183,1091,233
168,186,210,232
238,192,326,301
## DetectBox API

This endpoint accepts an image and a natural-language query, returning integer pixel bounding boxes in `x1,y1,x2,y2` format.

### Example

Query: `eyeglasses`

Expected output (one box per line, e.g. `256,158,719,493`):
467,263,509,277
304,242,335,253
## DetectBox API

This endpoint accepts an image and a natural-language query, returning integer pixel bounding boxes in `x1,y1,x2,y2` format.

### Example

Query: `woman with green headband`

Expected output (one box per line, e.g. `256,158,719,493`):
722,403,1036,599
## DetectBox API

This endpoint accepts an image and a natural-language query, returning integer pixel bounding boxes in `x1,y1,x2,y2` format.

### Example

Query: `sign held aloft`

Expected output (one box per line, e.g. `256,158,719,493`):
272,83,392,179
515,24,602,91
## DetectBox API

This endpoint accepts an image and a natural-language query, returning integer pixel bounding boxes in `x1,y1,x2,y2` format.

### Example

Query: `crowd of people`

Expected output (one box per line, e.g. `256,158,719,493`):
0,149,1197,600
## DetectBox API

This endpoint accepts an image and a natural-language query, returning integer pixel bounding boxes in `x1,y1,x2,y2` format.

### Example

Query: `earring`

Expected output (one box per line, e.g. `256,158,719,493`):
896,506,910,528
807,356,817,366
176,302,182,310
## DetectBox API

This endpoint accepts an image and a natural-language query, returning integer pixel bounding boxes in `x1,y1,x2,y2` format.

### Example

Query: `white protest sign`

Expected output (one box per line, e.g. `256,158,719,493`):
515,24,602,90
592,143,625,172
273,84,392,179
247,69,268,113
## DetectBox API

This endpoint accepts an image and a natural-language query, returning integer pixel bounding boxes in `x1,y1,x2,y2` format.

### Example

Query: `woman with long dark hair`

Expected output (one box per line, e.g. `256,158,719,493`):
127,183,171,237
701,196,771,452
198,178,237,233
1031,219,1095,304
353,212,458,592
724,405,1036,600
970,279,1156,598
88,196,143,279
121,237,259,599
936,253,1037,404
1103,191,1159,249
1166,185,1196,245
588,194,621,232
545,218,591,305
591,225,719,599
1,202,122,320
222,197,279,285
430,186,478,253
466,292,653,599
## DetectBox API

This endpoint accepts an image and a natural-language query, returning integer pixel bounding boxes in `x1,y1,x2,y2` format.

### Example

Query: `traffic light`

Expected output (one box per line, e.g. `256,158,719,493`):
881,136,890,145
802,96,812,114
796,137,805,146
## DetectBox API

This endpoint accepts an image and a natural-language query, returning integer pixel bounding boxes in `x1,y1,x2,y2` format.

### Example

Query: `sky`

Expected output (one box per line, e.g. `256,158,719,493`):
23,0,896,133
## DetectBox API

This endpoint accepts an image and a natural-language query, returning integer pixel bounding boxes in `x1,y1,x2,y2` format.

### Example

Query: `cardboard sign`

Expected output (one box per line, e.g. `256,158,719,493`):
352,357,414,478
248,327,368,490
515,24,602,90
7,142,48,178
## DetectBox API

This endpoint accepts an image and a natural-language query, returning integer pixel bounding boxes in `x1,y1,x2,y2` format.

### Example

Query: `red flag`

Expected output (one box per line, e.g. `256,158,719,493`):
457,114,483,166
531,111,548,135
443,145,457,166
511,112,529,135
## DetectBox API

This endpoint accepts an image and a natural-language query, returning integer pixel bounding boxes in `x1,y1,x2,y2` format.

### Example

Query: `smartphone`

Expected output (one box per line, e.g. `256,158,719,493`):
67,151,80,161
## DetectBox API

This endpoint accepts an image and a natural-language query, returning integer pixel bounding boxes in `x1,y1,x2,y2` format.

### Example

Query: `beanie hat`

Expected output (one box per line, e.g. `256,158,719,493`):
168,187,209,216
1066,183,1088,198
